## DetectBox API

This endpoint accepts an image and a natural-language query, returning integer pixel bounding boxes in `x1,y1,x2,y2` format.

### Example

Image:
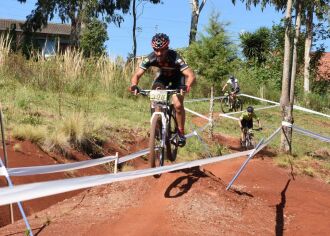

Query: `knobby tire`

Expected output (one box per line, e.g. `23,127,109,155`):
166,107,179,162
220,97,231,113
149,114,164,178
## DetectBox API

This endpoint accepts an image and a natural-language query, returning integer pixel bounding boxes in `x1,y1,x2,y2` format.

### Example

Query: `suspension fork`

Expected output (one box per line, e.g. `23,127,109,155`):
150,111,167,148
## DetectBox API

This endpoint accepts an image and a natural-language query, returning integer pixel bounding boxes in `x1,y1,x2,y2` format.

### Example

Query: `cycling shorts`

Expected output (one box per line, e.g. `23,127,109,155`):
241,119,253,129
231,87,240,94
152,74,185,90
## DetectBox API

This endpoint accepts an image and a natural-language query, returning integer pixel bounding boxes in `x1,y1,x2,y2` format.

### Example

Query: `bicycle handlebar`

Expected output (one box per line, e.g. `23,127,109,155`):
133,86,184,96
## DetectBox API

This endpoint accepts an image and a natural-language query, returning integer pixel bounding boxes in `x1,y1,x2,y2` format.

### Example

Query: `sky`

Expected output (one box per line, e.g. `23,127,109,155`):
1,0,329,59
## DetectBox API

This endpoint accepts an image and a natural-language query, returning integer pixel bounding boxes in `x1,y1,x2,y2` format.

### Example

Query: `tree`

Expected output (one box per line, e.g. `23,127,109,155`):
131,0,161,58
240,27,271,65
80,18,108,57
303,0,330,93
18,0,131,47
290,0,302,105
240,27,272,97
185,12,237,137
189,0,207,45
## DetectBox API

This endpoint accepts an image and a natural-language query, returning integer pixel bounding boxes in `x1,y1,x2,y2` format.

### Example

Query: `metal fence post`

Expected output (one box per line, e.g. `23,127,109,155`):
114,152,118,174
0,103,14,224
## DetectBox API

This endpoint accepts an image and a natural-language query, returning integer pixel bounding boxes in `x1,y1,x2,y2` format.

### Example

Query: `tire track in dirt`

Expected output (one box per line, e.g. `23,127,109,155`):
85,173,184,236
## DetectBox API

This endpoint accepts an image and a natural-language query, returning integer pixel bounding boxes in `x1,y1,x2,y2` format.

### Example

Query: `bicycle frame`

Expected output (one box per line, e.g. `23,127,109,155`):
150,111,167,150
140,88,180,169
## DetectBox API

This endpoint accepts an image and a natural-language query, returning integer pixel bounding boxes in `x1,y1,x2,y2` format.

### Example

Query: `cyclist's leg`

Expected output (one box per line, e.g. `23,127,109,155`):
170,76,186,146
241,120,247,143
247,119,253,130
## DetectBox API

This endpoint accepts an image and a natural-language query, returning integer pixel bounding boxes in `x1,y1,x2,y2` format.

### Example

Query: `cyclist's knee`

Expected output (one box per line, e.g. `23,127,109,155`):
173,102,183,112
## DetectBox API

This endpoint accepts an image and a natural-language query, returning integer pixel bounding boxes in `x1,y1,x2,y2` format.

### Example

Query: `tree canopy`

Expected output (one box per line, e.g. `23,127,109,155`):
185,12,237,84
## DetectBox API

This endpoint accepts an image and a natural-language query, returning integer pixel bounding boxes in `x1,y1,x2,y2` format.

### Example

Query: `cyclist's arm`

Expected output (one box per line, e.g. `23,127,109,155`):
222,83,227,92
238,119,243,129
257,118,262,128
182,67,196,90
239,115,244,129
131,67,145,86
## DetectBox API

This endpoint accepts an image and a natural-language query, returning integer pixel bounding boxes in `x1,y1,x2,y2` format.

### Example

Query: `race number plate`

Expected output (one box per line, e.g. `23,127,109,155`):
149,90,167,101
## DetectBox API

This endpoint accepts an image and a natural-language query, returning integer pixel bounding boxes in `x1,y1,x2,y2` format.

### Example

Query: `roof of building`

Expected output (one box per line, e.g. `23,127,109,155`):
0,19,71,35
318,52,330,80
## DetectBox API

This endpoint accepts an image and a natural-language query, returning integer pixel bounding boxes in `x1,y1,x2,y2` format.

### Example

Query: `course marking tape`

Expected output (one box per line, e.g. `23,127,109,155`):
4,155,117,177
292,125,330,143
185,107,212,121
185,96,225,103
240,93,279,105
0,149,254,206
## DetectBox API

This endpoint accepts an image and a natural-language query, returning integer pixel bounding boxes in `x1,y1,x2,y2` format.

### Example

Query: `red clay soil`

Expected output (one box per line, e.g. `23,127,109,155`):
0,133,330,235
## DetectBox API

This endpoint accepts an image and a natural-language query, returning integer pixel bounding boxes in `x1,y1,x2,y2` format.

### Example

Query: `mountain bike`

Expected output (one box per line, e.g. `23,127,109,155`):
139,88,181,177
241,127,262,150
220,91,243,113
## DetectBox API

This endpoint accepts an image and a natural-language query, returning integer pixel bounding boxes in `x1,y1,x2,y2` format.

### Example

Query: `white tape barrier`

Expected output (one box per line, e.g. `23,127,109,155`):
256,127,281,151
0,149,254,206
292,125,330,143
219,113,239,121
185,107,212,121
240,93,280,105
2,155,117,177
0,159,33,236
293,105,330,119
240,93,330,119
0,164,9,177
1,128,204,177
118,149,149,164
185,93,329,119
185,96,225,103
218,105,279,121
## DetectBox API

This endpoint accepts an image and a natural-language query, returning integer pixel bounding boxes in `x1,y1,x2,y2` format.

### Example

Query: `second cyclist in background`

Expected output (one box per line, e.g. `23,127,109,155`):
239,106,262,147
222,75,240,108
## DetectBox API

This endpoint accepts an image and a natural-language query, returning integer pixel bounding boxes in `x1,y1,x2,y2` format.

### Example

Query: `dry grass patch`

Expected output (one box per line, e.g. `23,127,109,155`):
12,124,47,144
13,143,22,152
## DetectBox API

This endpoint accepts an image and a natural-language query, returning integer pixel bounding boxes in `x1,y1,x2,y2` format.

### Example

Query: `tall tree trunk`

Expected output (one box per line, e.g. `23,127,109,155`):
290,0,302,104
304,4,314,93
189,0,206,45
280,0,293,153
132,0,137,58
68,0,80,48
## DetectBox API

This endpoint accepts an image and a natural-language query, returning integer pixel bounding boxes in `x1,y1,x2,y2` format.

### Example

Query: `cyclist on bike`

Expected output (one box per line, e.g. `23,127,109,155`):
222,75,240,108
239,106,262,147
130,33,196,147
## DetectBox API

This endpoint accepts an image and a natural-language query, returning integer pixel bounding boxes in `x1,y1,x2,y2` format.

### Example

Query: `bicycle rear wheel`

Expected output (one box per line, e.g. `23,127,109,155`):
220,97,231,113
149,114,164,177
166,107,179,162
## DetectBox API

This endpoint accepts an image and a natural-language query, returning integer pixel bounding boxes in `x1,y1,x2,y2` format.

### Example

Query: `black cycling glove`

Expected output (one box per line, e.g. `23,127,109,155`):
130,85,140,93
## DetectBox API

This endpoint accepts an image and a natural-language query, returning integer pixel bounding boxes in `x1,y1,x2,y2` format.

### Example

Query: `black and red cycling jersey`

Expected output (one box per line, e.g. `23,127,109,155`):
140,50,189,78
139,49,189,89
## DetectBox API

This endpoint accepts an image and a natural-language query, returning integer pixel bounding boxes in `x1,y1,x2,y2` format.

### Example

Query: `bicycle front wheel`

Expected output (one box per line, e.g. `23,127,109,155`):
245,134,255,150
149,114,164,177
220,97,231,113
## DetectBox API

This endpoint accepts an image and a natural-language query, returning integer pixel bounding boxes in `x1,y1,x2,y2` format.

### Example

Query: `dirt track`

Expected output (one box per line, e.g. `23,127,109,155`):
1,142,330,236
